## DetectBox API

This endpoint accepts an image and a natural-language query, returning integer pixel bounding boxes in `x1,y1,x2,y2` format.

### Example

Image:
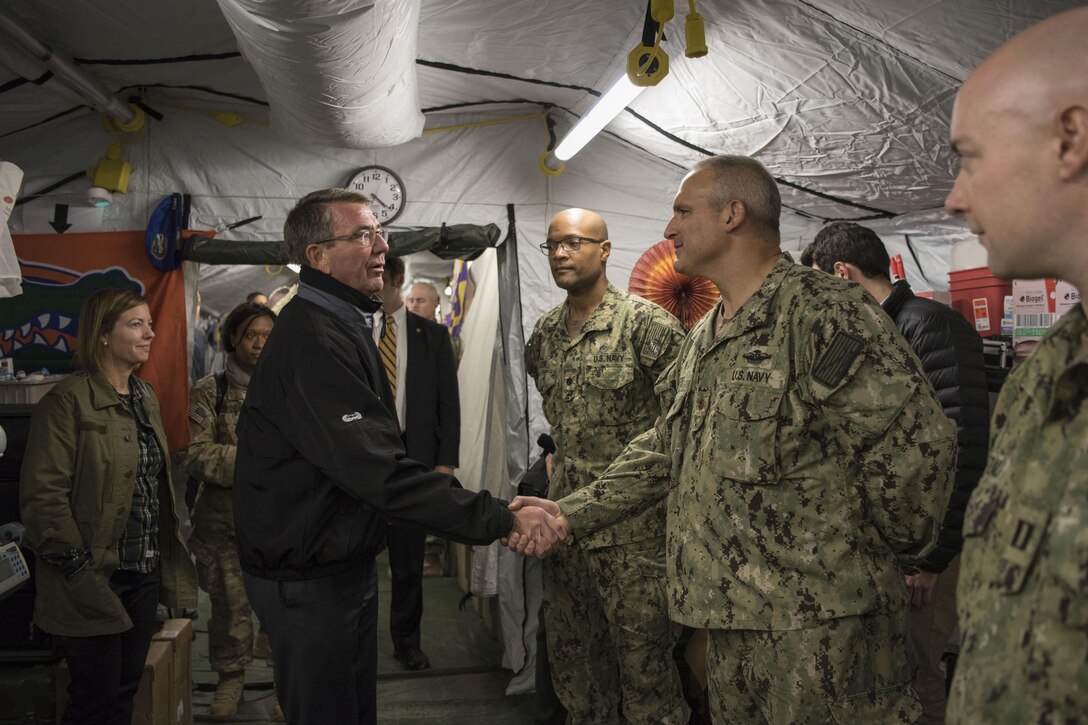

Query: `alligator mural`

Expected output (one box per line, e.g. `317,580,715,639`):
1,263,144,373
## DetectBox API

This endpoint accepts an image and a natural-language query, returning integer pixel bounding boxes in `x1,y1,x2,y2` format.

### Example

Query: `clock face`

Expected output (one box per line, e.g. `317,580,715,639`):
348,166,406,225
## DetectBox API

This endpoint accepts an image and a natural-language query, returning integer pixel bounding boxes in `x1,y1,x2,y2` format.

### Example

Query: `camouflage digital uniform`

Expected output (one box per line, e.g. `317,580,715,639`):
526,283,689,724
947,305,1088,723
188,374,260,674
559,256,956,723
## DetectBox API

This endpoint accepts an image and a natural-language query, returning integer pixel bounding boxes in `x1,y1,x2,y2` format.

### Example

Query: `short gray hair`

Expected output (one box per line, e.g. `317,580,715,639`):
283,188,371,264
692,155,781,233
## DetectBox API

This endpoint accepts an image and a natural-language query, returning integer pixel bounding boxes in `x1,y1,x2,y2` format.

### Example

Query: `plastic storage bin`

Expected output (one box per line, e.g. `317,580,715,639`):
948,266,1011,338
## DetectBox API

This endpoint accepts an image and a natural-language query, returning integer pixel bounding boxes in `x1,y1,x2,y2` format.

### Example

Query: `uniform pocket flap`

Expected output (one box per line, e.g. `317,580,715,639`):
585,361,635,390
718,385,784,421
711,386,784,484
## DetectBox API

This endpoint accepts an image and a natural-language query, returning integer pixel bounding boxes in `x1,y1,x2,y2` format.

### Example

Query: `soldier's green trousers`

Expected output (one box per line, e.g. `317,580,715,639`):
706,610,921,724
542,537,688,724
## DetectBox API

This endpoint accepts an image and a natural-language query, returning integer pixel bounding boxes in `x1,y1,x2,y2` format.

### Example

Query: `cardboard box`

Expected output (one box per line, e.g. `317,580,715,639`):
153,618,193,725
57,639,173,725
1012,278,1081,341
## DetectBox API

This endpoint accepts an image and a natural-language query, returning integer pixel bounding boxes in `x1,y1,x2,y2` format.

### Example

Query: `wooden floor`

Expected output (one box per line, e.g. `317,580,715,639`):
190,551,537,724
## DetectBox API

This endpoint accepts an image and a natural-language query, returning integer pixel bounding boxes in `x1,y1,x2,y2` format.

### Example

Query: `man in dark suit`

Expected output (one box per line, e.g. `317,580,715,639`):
374,255,460,671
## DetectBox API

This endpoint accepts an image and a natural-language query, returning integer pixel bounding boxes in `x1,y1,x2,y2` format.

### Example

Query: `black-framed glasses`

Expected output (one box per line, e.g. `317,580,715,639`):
538,236,604,256
315,228,385,247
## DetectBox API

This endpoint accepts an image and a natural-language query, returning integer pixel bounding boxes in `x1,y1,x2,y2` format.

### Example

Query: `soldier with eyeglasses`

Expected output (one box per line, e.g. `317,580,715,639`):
525,208,689,723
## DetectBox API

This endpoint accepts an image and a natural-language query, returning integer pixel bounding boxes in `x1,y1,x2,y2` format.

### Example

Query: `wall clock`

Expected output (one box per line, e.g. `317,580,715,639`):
347,166,406,225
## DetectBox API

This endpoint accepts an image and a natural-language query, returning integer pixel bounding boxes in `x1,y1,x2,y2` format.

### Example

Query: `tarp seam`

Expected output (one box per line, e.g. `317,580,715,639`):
72,52,243,66
418,60,897,218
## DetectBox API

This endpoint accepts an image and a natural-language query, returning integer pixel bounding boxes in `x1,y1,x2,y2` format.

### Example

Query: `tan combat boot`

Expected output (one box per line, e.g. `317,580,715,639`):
209,671,245,717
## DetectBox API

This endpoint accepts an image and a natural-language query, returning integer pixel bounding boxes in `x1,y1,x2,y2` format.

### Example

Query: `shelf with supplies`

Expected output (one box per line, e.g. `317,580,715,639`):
0,374,65,405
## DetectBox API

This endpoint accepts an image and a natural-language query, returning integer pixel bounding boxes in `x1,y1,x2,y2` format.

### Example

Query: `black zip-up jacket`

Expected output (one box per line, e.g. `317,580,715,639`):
234,266,514,581
882,280,990,573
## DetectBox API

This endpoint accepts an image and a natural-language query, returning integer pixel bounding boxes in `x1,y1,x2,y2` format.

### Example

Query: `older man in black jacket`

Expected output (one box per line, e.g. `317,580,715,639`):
802,221,989,724
234,188,559,725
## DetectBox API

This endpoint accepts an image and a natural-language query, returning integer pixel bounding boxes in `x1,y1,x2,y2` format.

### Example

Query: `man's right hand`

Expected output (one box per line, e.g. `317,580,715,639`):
503,496,570,557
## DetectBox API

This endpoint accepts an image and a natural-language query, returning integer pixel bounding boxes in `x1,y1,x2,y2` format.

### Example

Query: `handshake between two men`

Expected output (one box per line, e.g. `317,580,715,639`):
504,497,571,557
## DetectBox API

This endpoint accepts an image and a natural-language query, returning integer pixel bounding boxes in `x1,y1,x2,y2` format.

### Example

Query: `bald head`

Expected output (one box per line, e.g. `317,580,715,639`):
544,208,612,296
945,7,1088,283
548,208,608,241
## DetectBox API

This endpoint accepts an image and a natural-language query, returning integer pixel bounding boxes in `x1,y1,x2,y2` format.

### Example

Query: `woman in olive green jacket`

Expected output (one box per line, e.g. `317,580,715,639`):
20,288,196,725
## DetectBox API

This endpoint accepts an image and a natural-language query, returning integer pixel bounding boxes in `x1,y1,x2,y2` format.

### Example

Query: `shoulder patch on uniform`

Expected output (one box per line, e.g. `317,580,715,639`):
812,331,864,388
187,401,211,424
640,321,670,364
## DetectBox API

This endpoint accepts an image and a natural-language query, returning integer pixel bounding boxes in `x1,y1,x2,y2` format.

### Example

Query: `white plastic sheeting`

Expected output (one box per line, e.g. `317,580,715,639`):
216,0,424,148
0,0,1080,228
0,161,23,297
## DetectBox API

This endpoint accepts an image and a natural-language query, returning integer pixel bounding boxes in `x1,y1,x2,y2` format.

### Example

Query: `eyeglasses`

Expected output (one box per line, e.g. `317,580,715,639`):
538,236,604,256
315,227,385,247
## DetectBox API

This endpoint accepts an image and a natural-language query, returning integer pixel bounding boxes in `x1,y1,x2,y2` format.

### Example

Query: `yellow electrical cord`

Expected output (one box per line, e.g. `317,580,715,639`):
134,100,268,127
635,23,665,78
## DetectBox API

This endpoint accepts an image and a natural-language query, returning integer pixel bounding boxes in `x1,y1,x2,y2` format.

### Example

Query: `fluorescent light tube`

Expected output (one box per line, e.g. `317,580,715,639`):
554,76,645,161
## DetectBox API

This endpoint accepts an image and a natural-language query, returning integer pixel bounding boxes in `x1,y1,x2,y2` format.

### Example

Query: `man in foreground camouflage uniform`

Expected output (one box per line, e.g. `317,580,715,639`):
526,208,688,723
511,157,956,722
943,8,1088,722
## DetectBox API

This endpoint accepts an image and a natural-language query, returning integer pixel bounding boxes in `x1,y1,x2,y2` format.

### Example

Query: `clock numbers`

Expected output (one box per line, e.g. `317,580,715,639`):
347,166,406,225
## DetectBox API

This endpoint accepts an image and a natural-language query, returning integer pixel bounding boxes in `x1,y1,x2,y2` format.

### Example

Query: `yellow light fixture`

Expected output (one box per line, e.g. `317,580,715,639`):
86,142,131,194
541,0,711,174
685,2,708,58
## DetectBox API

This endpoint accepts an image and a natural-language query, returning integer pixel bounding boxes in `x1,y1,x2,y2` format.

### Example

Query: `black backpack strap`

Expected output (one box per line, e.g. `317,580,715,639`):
214,371,228,415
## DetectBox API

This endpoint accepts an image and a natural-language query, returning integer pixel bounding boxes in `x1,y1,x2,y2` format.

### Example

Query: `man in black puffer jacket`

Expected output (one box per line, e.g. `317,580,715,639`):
803,221,989,725
235,188,561,725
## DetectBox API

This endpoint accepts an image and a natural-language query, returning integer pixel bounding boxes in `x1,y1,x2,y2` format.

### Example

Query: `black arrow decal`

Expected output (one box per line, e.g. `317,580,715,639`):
49,203,71,233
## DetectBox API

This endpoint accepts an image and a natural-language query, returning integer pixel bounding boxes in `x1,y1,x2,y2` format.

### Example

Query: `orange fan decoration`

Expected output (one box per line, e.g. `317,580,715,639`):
628,239,720,330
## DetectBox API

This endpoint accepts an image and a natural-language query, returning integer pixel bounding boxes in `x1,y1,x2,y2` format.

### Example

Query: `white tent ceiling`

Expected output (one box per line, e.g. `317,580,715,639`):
1,0,1077,233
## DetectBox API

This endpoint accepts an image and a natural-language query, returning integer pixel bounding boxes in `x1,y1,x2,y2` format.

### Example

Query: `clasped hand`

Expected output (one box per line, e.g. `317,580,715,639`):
502,496,570,558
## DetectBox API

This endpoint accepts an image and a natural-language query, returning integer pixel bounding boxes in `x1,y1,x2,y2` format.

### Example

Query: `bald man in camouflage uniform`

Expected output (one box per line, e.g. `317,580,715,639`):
943,8,1088,722
526,208,688,723
515,158,956,723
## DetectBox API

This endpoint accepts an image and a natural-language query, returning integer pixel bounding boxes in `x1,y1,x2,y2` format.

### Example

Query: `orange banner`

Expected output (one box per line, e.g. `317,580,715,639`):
8,231,190,452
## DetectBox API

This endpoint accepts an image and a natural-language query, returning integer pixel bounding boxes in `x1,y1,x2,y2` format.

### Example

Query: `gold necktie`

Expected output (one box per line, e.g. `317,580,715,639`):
380,314,397,398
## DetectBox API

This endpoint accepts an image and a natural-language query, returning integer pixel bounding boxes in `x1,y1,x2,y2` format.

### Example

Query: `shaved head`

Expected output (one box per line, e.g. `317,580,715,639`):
945,7,1088,285
548,208,608,241
544,208,612,295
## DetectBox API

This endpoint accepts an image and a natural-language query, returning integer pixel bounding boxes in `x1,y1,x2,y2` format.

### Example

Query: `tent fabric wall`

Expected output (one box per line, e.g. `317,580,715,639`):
1,0,1078,233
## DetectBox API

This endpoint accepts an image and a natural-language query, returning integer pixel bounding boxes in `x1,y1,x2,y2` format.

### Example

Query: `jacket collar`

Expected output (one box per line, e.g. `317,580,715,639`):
553,283,622,345
87,370,149,409
881,279,914,319
298,265,382,314
700,253,792,346
577,283,622,335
